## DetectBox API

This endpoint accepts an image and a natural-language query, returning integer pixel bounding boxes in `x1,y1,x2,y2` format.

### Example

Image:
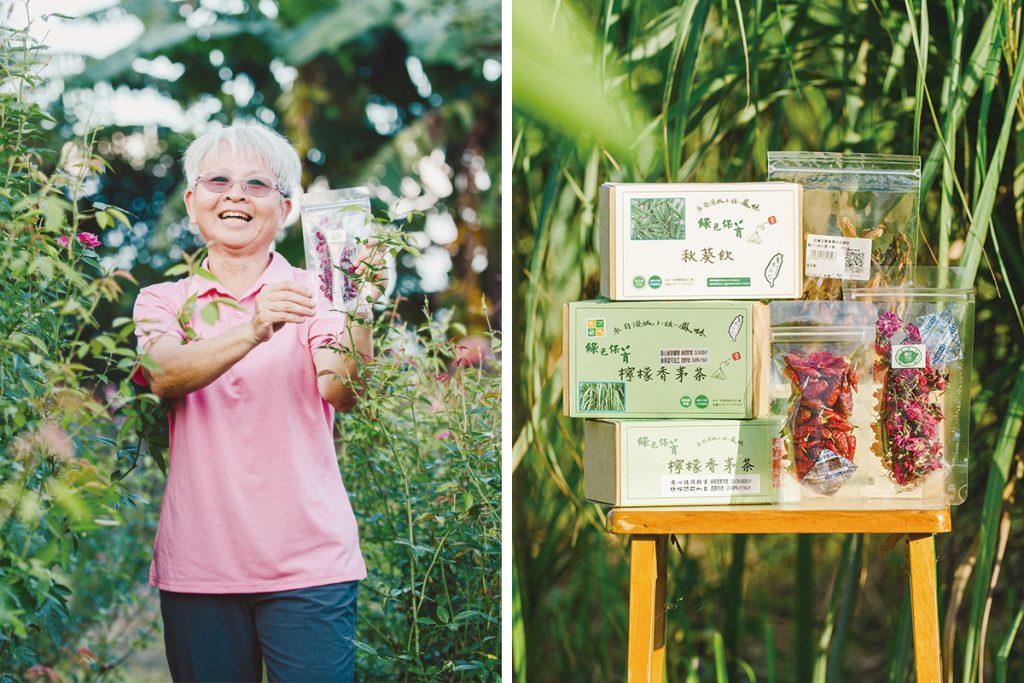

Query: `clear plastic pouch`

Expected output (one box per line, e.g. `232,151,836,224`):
845,267,974,504
767,152,921,300
300,187,378,315
770,301,876,499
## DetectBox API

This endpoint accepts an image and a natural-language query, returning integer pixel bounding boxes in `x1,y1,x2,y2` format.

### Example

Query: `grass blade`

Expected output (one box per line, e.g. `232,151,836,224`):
764,615,776,683
961,359,1024,682
995,599,1024,683
796,534,814,683
723,533,747,681
885,590,913,683
714,630,728,683
513,557,527,683
960,30,1024,283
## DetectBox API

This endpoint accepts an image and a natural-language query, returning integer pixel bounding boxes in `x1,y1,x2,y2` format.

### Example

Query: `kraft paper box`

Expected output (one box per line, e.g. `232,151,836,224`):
584,419,783,506
599,182,803,300
562,300,769,418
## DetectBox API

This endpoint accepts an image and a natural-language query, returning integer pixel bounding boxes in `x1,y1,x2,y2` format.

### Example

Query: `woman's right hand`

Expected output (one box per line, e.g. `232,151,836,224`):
249,282,316,344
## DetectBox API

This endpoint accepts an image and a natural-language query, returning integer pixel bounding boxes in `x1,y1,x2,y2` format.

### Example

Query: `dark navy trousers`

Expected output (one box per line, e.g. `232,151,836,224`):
159,580,358,683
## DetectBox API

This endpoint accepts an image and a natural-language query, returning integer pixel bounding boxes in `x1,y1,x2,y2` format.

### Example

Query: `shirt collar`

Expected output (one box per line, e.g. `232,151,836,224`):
186,251,295,300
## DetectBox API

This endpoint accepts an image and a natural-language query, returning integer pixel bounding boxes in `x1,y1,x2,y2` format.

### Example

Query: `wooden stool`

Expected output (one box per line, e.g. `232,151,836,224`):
608,506,952,683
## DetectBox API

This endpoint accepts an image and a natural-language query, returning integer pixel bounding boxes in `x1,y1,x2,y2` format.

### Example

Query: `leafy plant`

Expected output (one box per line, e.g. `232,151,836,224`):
0,19,161,682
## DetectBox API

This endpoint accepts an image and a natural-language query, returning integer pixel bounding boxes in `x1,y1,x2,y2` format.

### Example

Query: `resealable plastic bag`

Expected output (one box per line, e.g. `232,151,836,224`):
770,301,876,499
845,267,974,505
300,187,391,315
767,152,921,300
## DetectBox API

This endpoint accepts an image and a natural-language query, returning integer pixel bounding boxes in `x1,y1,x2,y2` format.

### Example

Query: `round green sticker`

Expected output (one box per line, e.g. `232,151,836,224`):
895,346,923,367
695,395,709,409
632,276,646,289
648,275,663,289
679,395,692,408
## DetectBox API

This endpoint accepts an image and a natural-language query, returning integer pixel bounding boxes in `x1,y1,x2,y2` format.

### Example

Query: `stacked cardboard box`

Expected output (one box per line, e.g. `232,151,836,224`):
565,182,803,507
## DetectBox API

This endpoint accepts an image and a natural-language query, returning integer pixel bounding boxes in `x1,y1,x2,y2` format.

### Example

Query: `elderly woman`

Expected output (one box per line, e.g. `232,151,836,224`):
133,123,376,682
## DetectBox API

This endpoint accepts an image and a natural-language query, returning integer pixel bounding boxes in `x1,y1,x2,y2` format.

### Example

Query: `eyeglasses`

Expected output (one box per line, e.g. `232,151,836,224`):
194,175,290,198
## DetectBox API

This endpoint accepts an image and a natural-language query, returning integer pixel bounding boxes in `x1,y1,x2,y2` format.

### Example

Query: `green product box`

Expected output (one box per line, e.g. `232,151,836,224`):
599,182,803,301
562,300,769,418
584,418,784,506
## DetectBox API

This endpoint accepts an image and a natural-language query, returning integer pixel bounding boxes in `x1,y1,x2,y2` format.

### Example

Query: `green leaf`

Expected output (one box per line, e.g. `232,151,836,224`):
512,0,649,162
164,263,190,277
200,301,220,326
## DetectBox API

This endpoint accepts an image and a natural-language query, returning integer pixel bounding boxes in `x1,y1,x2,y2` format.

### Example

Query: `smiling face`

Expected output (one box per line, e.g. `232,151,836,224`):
184,144,293,258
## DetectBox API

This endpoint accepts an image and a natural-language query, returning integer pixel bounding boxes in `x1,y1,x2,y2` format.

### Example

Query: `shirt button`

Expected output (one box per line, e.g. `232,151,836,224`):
234,312,242,319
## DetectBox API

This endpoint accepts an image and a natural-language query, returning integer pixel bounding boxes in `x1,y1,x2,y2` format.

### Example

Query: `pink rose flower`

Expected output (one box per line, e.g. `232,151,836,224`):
77,231,101,248
57,232,102,249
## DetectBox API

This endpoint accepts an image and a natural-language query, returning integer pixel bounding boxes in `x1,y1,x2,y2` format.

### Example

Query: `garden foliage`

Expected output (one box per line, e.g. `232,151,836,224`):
1,24,500,682
1,21,158,681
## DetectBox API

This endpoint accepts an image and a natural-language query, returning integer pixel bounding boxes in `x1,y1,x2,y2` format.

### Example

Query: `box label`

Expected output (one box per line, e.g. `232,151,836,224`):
660,475,761,497
805,235,871,280
612,421,781,504
707,277,751,287
659,348,709,365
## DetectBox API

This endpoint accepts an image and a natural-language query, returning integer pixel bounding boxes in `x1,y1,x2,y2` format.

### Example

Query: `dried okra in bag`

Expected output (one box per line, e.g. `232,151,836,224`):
846,268,974,502
767,152,920,300
770,301,876,496
300,187,379,315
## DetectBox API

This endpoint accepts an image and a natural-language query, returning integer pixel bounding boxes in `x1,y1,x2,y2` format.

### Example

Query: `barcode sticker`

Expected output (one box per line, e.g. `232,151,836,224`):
805,235,871,280
660,348,709,365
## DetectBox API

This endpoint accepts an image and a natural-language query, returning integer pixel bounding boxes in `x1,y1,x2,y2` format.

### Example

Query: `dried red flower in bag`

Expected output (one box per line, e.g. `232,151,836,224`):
873,311,948,487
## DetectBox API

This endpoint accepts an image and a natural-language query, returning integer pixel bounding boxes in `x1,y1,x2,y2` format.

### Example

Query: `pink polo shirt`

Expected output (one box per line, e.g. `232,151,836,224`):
132,251,366,593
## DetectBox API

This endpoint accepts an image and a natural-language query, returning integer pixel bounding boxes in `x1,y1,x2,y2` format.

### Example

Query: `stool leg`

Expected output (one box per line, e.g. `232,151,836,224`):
908,533,941,682
628,535,667,683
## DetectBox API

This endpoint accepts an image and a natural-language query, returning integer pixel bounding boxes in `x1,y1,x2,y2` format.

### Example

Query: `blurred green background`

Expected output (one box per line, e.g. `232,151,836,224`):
512,0,1023,681
1,0,500,680
17,0,501,327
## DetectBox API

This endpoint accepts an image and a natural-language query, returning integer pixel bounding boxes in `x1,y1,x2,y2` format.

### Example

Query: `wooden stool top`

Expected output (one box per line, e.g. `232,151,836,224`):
607,505,952,535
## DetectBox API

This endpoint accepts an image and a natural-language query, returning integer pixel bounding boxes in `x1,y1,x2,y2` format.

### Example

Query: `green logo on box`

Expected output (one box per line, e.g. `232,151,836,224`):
679,395,692,408
648,275,663,289
695,395,709,409
632,276,645,288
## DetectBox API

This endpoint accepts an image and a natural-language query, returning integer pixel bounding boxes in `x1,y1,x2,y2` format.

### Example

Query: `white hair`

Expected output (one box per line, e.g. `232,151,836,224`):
182,123,302,197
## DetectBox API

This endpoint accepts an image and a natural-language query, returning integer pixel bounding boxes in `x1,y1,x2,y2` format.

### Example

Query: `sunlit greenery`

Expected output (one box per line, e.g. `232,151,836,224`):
513,0,1024,680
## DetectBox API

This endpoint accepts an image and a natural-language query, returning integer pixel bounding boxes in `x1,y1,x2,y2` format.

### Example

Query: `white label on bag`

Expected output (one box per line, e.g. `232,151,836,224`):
805,235,871,280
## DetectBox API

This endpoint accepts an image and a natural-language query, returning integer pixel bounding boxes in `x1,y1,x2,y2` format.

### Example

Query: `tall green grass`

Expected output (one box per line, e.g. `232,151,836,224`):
513,0,1024,680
